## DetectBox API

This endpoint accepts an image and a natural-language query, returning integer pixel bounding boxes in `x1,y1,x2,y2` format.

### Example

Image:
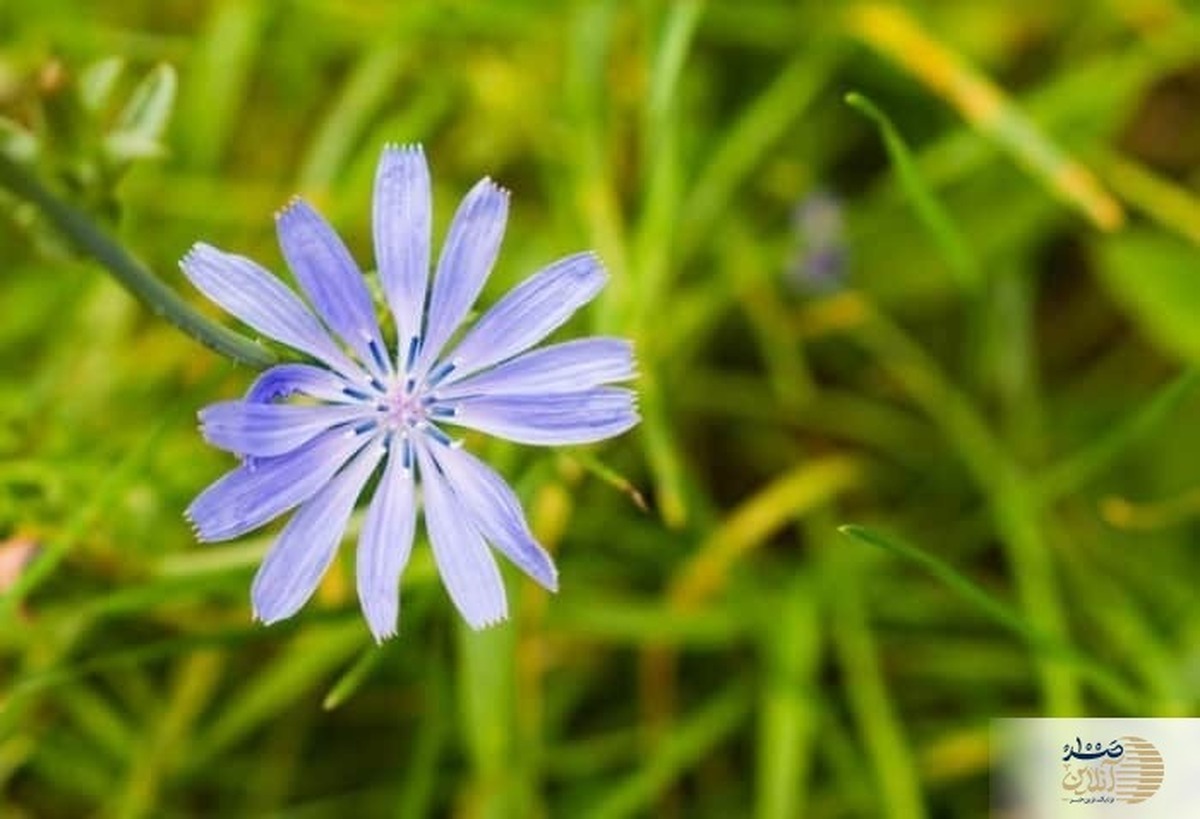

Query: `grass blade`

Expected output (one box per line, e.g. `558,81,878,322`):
845,91,982,291
847,3,1123,231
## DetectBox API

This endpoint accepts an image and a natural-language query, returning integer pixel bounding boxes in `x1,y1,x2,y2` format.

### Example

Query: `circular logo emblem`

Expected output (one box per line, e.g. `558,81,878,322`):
1113,736,1164,804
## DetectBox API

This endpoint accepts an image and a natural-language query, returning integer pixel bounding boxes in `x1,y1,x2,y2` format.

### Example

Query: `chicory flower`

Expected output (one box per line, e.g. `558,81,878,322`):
182,145,638,640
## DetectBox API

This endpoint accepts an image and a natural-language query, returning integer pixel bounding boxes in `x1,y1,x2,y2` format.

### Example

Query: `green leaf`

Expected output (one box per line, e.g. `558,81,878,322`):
1094,228,1200,363
105,64,177,163
845,91,982,291
0,117,38,162
102,131,167,162
78,57,125,113
322,645,385,710
581,682,752,819
838,525,1036,641
838,524,1139,708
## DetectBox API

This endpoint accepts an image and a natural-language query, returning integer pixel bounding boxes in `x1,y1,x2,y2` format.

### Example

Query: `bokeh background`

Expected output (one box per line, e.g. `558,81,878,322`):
4,1,1200,817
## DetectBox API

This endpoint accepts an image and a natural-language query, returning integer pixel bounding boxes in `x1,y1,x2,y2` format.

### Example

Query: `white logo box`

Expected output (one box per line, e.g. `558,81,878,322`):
993,718,1200,817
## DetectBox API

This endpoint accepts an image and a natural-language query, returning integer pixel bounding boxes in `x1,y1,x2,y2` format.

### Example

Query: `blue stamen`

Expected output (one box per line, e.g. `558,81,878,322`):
368,337,389,374
401,435,413,470
404,335,421,372
429,405,456,419
427,360,457,388
353,420,377,435
342,386,371,401
405,377,416,394
424,424,453,447
370,376,386,392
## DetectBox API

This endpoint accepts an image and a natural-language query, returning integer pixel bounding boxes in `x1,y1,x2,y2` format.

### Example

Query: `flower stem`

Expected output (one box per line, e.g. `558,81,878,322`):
0,152,275,368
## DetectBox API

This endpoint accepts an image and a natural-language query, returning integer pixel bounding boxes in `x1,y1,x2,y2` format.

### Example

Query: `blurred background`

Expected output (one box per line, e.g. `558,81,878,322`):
4,1,1200,816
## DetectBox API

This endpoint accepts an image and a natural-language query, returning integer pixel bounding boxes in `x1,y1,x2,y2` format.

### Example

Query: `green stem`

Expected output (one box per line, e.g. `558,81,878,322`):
1036,367,1200,504
855,303,1080,715
818,515,927,819
0,152,275,367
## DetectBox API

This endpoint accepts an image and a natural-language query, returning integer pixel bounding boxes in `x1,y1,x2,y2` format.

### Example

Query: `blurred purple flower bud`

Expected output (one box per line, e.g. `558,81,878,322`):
787,190,849,294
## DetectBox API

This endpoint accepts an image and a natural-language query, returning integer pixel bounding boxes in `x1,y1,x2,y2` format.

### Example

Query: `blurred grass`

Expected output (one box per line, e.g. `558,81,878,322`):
6,1,1200,817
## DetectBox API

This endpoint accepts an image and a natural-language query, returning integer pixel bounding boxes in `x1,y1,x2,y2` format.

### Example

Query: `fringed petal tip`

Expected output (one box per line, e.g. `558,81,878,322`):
360,589,402,644
368,625,398,645
583,249,607,279
179,243,235,287
179,241,210,270
250,605,288,627
478,175,510,199
467,610,510,631
461,176,510,214
182,509,215,543
273,195,309,223
381,141,424,158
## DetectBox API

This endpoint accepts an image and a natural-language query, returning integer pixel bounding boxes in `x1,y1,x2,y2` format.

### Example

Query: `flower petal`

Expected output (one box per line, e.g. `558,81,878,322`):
415,439,507,629
443,387,639,446
199,400,371,457
441,252,606,380
437,338,635,399
373,144,431,350
417,178,508,372
276,199,389,375
252,441,385,624
244,363,361,404
180,243,359,376
356,444,417,641
427,442,556,591
186,428,370,542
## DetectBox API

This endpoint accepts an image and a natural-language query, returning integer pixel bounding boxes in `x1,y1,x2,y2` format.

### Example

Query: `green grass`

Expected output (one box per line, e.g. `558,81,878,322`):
5,1,1200,816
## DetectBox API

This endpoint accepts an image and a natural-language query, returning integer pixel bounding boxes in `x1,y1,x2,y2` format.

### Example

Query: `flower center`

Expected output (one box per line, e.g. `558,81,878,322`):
380,381,427,430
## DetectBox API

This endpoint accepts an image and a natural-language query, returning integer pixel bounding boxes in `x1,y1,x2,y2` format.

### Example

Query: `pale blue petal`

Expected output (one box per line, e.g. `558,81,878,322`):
199,400,371,457
426,442,556,591
186,428,369,541
414,440,507,629
417,178,508,373
180,243,359,376
252,441,385,624
244,363,361,404
373,144,431,350
441,252,606,380
443,387,639,446
437,338,635,399
356,445,416,641
276,199,389,375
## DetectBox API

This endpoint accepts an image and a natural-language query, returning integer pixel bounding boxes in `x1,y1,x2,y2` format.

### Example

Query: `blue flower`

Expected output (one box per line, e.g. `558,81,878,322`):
181,145,638,640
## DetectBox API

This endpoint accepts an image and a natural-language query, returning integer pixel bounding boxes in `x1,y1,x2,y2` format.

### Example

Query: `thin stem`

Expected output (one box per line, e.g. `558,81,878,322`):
854,300,1080,715
0,152,275,368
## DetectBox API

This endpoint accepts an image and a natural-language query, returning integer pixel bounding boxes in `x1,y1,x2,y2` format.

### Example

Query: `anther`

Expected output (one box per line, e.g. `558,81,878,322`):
426,360,457,388
367,337,390,374
425,424,454,447
404,336,421,372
